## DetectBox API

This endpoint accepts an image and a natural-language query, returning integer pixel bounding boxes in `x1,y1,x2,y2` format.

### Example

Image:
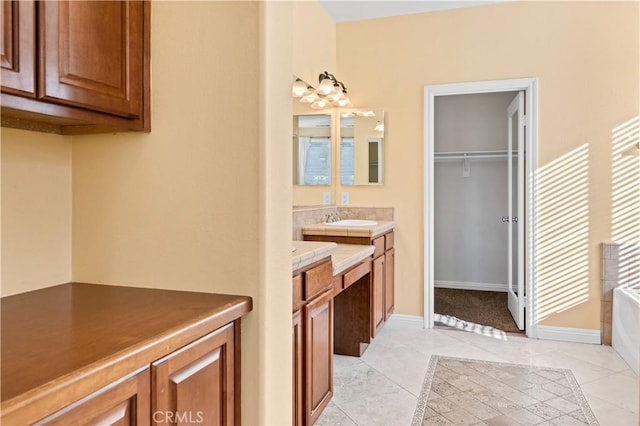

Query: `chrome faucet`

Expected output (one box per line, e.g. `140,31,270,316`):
325,212,340,223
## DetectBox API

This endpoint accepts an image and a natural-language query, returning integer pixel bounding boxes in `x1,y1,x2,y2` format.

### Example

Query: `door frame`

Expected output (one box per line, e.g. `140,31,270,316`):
423,78,538,338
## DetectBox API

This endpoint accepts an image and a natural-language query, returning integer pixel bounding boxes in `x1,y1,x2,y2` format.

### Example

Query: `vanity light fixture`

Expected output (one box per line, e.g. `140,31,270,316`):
292,71,352,109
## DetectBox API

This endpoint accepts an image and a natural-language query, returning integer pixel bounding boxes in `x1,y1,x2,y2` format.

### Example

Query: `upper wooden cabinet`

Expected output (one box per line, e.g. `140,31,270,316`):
1,0,150,135
1,0,36,96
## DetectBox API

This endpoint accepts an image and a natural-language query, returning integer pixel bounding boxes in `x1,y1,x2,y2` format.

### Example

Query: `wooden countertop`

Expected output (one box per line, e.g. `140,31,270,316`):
1,282,252,424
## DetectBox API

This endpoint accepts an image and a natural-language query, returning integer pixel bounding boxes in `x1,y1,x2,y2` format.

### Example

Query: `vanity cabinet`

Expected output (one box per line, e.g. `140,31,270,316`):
293,259,334,426
385,247,395,319
304,231,395,337
1,0,150,134
292,310,304,426
1,283,251,426
372,253,385,335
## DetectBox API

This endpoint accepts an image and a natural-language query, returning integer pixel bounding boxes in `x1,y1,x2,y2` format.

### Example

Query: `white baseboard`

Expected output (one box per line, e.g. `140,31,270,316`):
435,280,508,292
387,314,424,325
536,325,601,345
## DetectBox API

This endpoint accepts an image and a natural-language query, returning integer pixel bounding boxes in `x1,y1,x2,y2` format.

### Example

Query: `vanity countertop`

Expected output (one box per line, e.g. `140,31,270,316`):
331,244,375,276
292,240,337,272
302,220,396,239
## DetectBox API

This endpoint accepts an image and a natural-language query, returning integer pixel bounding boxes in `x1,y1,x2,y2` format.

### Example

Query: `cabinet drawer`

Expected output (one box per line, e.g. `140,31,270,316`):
343,261,370,290
372,236,385,258
304,261,332,301
385,232,394,250
293,274,304,312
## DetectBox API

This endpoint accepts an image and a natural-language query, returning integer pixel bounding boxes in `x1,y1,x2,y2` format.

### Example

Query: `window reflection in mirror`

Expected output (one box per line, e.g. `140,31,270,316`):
340,110,384,185
293,114,332,186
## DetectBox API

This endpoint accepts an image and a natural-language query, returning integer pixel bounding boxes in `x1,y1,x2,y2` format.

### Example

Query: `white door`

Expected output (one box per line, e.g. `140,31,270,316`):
507,92,525,330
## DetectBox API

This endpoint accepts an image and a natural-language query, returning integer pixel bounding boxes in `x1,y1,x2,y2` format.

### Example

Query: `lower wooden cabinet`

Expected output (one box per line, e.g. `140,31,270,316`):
1,284,251,426
152,323,236,426
304,288,333,425
36,323,238,426
385,247,395,320
35,368,150,426
293,259,334,425
372,254,385,337
304,230,395,337
292,310,304,426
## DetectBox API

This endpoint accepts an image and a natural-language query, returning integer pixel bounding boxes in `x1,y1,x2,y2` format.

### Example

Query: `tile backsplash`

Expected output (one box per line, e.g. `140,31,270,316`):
292,206,394,240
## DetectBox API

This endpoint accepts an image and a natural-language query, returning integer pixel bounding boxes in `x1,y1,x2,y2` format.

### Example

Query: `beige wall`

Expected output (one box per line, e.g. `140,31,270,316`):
337,1,640,329
292,1,337,206
292,0,336,86
70,2,291,424
1,129,72,296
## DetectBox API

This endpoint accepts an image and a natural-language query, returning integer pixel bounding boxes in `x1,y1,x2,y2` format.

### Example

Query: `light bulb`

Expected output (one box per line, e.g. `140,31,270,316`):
334,98,352,107
311,98,329,109
300,92,319,103
315,78,335,95
357,110,375,117
292,79,309,97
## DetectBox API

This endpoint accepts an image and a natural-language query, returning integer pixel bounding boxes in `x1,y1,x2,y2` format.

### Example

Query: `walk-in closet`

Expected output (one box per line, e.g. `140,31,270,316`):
433,91,525,334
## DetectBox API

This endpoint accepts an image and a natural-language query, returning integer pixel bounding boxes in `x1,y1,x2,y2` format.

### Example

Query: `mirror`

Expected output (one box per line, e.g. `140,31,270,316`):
293,114,332,186
339,110,385,185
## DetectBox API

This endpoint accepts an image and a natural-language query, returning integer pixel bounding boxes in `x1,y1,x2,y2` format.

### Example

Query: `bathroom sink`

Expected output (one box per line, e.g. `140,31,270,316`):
325,219,378,227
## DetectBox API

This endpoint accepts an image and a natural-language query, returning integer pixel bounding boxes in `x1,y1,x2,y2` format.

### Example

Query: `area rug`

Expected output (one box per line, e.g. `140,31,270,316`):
412,356,599,425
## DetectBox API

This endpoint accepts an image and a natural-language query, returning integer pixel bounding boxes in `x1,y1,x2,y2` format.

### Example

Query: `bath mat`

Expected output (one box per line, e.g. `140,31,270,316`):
412,356,599,425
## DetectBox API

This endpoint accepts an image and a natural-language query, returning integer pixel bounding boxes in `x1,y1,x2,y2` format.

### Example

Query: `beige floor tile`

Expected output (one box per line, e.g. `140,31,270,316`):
581,373,639,413
484,414,523,426
319,321,637,426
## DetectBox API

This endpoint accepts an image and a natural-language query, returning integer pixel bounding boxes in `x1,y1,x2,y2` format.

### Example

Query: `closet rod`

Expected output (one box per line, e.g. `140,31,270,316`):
434,150,519,160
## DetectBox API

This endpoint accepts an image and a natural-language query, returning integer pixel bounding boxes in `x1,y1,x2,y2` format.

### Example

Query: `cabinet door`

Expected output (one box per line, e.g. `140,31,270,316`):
35,368,150,426
384,248,395,320
292,310,304,426
1,0,35,96
152,323,235,426
304,288,333,425
40,0,143,118
372,254,385,337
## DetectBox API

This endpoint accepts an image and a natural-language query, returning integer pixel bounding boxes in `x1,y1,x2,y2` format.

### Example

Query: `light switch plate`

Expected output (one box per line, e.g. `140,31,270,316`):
340,192,349,205
323,191,331,204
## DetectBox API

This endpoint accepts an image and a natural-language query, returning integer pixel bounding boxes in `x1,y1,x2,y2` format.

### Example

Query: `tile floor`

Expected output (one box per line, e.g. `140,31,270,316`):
316,319,639,426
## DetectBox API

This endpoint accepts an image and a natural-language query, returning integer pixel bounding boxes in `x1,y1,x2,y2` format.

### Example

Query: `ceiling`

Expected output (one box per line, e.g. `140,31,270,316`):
318,1,504,22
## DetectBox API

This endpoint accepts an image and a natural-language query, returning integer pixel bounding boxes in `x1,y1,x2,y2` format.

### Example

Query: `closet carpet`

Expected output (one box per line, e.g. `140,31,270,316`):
434,288,523,334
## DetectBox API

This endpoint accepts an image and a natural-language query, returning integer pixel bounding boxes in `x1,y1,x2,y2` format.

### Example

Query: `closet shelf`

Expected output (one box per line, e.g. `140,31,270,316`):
434,150,519,160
